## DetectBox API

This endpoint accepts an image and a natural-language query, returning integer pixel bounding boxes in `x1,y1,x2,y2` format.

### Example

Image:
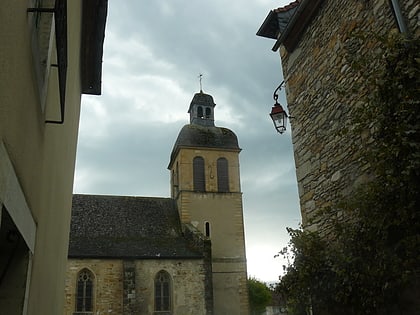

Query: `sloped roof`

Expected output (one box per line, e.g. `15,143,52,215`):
273,0,324,52
257,0,324,52
256,1,300,39
68,194,203,259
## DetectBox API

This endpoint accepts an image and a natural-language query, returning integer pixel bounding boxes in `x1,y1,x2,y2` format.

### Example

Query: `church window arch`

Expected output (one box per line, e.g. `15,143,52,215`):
197,106,203,118
217,157,229,192
75,268,94,313
193,156,205,192
154,270,172,313
205,107,211,118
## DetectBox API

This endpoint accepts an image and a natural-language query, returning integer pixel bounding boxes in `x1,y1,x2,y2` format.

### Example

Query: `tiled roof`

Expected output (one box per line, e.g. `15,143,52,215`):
273,0,300,13
256,1,300,39
68,194,203,259
273,0,324,51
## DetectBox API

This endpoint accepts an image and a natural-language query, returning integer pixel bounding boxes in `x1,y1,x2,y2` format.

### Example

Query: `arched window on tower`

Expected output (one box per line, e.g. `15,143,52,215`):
76,268,94,313
172,162,179,197
155,270,171,313
197,106,203,119
217,157,229,192
193,156,205,192
205,107,211,118
205,221,211,237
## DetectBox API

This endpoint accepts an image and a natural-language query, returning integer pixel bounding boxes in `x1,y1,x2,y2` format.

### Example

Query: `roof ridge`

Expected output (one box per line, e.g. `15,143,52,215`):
273,0,300,13
73,193,172,200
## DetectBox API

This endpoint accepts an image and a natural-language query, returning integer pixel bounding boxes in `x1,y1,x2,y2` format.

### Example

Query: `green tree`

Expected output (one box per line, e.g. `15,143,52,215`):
276,33,420,315
248,277,273,315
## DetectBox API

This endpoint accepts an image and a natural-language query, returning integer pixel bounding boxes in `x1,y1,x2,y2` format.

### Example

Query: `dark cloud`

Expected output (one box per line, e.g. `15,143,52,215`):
74,0,298,282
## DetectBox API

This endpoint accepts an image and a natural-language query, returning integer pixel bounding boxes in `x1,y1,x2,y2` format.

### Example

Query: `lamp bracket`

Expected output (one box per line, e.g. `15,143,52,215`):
273,80,285,103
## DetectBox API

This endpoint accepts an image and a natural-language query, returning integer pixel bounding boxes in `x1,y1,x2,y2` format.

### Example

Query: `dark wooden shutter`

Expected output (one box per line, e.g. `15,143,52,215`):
217,158,229,192
193,157,205,191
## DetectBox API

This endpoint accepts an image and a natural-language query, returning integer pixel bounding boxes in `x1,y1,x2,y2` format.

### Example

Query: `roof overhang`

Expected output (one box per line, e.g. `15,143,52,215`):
272,0,324,52
81,0,108,95
256,10,279,39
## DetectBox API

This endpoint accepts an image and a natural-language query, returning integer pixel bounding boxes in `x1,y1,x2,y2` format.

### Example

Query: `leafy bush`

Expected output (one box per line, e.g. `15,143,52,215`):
248,277,273,315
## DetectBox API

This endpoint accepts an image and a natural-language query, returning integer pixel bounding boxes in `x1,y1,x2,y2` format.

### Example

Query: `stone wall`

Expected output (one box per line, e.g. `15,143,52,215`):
135,259,208,315
280,0,418,228
64,258,208,315
64,259,124,315
183,223,214,314
170,143,250,314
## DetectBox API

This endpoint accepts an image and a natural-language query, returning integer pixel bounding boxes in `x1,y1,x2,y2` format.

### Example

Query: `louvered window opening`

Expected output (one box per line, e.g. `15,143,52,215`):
193,157,205,192
217,158,229,192
197,106,203,118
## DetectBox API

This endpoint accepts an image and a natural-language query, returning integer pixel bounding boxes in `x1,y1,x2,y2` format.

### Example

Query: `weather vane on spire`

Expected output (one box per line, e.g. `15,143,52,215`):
198,73,203,92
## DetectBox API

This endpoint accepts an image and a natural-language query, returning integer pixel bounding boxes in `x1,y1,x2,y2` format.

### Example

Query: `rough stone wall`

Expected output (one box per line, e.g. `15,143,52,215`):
183,223,214,314
135,259,208,315
64,259,124,315
123,260,136,315
65,258,208,315
280,0,418,228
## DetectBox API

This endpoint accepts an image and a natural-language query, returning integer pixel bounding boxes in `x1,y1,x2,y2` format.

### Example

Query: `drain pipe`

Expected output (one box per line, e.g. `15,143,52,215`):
390,0,408,34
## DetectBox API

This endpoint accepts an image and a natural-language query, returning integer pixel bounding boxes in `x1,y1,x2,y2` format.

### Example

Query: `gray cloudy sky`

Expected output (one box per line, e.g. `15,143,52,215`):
73,0,300,283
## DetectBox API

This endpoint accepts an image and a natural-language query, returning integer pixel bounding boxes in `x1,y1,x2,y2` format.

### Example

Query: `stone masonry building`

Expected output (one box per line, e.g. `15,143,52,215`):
257,0,419,228
64,91,250,315
65,195,212,315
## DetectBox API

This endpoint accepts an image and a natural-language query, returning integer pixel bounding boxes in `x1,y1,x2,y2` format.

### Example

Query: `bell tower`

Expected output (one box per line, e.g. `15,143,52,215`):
168,91,249,315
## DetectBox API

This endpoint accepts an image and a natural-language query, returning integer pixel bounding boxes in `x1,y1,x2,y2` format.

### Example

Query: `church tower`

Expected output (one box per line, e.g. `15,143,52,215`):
168,91,249,315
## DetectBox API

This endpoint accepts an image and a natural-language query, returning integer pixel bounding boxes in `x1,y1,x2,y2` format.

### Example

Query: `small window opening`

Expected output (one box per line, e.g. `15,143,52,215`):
205,107,211,118
197,106,203,118
205,222,211,237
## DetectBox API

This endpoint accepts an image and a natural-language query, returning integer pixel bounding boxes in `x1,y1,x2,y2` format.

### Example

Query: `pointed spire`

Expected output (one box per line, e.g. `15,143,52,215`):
198,73,203,93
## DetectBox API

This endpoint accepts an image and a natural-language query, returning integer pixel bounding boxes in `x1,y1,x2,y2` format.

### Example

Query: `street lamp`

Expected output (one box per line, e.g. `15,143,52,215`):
269,81,290,134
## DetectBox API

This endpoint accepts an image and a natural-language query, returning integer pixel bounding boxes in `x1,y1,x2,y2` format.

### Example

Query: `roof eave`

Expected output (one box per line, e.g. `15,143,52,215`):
256,10,279,39
272,0,323,52
68,254,204,260
81,0,108,95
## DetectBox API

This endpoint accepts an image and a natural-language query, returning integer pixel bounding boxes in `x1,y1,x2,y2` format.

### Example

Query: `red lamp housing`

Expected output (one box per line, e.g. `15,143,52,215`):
270,102,288,134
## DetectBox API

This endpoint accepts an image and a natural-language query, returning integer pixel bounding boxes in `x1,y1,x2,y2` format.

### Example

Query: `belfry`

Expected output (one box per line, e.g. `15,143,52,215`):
168,90,249,315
